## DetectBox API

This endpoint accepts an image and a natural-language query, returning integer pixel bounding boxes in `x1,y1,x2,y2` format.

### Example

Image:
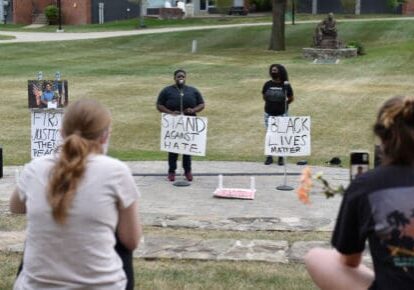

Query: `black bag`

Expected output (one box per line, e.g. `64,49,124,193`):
265,87,285,103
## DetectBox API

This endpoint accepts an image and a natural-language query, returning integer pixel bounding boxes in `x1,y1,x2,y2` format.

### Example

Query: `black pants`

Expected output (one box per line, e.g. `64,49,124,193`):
17,234,134,290
168,152,191,173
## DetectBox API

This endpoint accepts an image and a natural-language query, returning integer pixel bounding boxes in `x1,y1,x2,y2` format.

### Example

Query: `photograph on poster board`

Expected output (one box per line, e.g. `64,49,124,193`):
160,113,208,157
28,80,68,109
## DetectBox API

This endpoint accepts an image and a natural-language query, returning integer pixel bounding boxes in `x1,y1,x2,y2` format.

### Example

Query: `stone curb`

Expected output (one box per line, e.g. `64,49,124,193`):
2,233,372,265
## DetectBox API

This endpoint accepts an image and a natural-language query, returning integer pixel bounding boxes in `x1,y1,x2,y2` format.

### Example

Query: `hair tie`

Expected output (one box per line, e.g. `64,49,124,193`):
73,130,82,136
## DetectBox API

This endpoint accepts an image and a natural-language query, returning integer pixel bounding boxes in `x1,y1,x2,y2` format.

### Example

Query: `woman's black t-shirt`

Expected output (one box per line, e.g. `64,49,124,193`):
332,165,414,290
262,80,293,116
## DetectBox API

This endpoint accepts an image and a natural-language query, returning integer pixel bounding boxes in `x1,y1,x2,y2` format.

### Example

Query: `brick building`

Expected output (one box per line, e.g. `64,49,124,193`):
403,0,414,15
12,0,139,25
9,0,414,25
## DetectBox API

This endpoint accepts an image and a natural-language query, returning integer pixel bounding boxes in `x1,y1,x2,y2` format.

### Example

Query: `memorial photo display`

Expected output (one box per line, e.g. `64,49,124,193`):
28,80,69,109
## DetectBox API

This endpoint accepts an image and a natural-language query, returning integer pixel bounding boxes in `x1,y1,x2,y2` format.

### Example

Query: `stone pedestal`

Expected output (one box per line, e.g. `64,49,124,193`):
302,48,358,60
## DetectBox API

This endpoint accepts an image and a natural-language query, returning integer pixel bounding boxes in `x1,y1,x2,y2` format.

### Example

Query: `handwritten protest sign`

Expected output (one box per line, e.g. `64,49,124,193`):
31,110,63,158
160,113,208,156
265,116,311,156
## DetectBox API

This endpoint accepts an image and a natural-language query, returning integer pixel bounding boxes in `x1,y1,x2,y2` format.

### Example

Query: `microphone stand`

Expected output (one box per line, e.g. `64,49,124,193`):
276,81,293,191
173,84,191,187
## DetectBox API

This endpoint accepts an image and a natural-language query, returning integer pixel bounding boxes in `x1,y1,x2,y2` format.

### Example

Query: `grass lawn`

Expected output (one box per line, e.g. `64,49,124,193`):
0,251,317,290
0,18,413,166
0,34,15,40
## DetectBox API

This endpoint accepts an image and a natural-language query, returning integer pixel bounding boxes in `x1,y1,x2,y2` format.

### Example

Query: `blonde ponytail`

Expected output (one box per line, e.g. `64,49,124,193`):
48,99,111,224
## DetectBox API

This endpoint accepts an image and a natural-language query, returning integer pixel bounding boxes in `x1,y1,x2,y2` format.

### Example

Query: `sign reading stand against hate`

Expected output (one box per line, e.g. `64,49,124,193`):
265,116,311,156
160,113,208,156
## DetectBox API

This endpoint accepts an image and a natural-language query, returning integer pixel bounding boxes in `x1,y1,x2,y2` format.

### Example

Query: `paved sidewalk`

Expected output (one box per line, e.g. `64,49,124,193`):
1,17,412,43
1,161,350,263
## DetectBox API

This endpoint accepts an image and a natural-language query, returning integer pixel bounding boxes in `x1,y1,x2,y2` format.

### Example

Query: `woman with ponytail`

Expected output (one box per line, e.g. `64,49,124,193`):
305,96,414,290
10,99,142,289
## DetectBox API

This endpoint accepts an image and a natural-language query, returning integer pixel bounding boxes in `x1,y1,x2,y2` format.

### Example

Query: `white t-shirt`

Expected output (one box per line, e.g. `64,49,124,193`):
14,154,140,290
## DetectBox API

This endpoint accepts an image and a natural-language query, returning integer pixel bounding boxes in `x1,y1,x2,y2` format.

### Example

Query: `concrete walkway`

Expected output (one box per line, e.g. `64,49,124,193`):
0,17,413,43
1,161,355,264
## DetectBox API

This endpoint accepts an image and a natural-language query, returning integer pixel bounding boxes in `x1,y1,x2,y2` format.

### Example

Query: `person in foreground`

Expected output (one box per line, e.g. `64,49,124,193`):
156,69,205,182
262,64,294,166
10,99,142,289
305,95,414,290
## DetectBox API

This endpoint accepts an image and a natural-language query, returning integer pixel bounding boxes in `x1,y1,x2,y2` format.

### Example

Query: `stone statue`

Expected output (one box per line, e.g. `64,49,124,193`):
313,13,341,49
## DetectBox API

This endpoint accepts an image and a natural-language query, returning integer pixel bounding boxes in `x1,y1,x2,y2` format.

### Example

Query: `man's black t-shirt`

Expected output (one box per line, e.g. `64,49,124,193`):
332,165,414,290
157,85,204,116
262,80,293,116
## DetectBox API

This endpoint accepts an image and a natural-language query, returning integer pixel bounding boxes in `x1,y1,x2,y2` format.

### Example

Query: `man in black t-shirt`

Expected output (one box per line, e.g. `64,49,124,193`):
156,69,205,182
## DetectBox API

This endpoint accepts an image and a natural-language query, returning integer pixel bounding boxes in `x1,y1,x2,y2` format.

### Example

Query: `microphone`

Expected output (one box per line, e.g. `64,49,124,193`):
283,81,289,88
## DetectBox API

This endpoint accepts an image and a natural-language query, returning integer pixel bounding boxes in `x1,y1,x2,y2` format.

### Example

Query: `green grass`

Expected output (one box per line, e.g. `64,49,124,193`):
0,19,413,165
0,34,14,40
0,251,316,289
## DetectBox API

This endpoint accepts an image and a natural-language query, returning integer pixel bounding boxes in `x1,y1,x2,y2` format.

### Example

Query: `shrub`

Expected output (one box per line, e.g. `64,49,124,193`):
248,0,272,12
44,5,58,25
216,0,234,14
341,0,355,14
387,0,406,9
347,40,365,55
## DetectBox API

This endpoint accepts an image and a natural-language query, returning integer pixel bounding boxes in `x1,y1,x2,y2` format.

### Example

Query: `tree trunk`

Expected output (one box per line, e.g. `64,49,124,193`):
269,0,286,51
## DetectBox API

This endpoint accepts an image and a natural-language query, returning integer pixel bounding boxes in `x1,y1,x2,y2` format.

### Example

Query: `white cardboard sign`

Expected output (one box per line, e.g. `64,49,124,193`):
31,110,63,158
160,113,208,156
265,116,311,156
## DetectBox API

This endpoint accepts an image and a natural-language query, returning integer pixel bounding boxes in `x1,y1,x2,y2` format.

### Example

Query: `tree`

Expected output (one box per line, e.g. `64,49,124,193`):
269,0,287,51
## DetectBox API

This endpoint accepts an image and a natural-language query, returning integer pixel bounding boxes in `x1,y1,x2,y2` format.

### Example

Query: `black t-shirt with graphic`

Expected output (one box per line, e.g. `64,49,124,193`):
332,165,414,290
262,80,293,116
157,85,204,116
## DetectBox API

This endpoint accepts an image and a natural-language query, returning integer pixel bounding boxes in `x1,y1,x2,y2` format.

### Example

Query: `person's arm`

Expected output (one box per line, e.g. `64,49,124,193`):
262,82,268,101
184,103,205,114
157,104,179,115
340,252,363,268
117,200,142,251
9,189,26,214
287,85,294,104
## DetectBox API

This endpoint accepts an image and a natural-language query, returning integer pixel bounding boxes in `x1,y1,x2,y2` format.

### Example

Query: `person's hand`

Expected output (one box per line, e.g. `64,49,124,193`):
184,108,194,114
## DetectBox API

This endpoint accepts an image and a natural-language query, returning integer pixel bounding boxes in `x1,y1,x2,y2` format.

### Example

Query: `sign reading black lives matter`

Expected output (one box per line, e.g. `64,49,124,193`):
160,113,208,156
265,116,311,156
31,110,63,158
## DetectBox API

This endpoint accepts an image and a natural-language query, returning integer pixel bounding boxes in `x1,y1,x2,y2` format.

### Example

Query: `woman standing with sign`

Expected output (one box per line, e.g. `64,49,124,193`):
262,64,294,165
10,99,142,289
